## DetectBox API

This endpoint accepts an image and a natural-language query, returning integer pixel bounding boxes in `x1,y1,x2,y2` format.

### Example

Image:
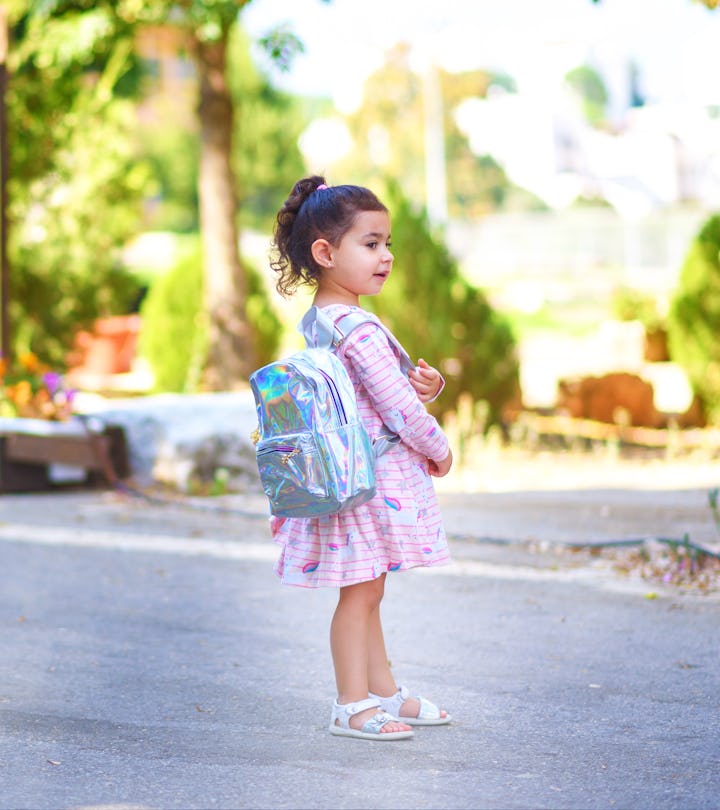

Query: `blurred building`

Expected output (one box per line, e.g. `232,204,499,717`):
134,25,196,127
455,85,720,217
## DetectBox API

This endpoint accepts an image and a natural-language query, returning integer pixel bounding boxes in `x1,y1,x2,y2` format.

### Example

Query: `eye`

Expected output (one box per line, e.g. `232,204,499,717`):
366,241,377,249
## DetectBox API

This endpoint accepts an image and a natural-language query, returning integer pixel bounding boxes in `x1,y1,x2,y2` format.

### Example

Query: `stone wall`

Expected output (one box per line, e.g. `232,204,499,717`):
82,391,261,493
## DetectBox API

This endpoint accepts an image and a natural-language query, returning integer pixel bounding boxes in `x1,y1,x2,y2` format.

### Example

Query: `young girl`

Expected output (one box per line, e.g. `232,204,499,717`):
269,175,453,741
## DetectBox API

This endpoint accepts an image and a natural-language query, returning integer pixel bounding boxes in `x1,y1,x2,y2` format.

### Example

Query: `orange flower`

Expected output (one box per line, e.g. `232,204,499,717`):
12,380,33,406
0,357,6,377
19,352,40,372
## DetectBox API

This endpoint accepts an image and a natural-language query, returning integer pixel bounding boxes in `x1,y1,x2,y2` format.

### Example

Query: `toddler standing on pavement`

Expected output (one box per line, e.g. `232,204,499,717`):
268,175,453,740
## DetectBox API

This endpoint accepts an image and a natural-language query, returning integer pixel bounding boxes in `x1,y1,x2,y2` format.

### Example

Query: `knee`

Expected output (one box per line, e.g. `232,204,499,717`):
366,575,386,606
340,575,386,611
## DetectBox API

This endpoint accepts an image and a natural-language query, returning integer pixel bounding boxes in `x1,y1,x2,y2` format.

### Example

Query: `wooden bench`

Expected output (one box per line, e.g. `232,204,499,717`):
0,418,128,493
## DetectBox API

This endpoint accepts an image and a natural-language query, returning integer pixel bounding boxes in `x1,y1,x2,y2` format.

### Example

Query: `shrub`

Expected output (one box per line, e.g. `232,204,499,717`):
9,100,147,369
139,238,281,392
667,213,720,423
370,182,520,431
611,286,664,331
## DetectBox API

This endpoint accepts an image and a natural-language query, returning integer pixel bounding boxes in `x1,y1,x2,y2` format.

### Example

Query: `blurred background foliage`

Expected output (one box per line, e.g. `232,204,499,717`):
136,25,308,234
367,181,519,432
667,214,720,423
7,2,147,367
2,0,719,429
138,236,281,393
332,44,546,220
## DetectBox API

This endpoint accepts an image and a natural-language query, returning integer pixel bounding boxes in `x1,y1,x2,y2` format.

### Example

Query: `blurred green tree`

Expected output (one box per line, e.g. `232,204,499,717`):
4,0,325,384
127,0,263,388
667,213,720,424
6,2,148,367
138,125,200,234
136,24,307,234
139,236,281,392
229,26,307,232
369,182,520,432
565,65,608,127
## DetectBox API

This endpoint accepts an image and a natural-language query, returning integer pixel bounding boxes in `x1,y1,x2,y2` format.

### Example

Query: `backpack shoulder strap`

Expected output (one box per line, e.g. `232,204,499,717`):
298,306,411,459
300,306,414,375
333,310,415,377
299,306,336,350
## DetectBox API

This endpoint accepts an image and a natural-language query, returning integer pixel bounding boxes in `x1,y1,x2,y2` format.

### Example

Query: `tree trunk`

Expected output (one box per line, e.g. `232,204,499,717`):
191,29,255,389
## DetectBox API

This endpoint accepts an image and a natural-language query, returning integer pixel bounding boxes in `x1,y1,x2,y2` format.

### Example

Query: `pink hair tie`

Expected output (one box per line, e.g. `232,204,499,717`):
316,184,328,191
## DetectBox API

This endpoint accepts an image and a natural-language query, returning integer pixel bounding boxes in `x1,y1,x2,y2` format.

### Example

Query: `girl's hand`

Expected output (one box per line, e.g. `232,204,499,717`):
428,449,453,478
409,358,442,403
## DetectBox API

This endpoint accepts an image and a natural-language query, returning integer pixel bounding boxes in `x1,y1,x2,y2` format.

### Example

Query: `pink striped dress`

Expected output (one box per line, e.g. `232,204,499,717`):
270,304,451,588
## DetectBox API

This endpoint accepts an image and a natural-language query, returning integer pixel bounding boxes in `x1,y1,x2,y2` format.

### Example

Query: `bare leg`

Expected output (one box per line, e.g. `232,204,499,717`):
367,598,398,697
365,582,449,722
330,574,410,733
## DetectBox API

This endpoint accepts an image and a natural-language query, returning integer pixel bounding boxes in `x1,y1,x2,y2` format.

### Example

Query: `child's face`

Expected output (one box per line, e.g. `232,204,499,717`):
318,210,393,305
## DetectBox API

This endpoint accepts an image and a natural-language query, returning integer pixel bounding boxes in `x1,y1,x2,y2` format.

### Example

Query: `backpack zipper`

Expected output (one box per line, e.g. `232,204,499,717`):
257,444,301,465
318,368,347,423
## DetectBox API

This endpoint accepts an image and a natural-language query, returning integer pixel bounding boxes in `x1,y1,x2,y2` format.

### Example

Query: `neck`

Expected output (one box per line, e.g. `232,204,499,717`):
313,286,360,309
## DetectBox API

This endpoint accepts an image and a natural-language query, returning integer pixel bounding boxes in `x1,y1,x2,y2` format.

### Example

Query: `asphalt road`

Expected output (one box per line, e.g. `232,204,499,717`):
0,488,719,810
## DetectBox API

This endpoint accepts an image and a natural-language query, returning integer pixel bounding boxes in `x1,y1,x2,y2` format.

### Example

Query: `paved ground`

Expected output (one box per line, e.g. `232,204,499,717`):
1,470,719,810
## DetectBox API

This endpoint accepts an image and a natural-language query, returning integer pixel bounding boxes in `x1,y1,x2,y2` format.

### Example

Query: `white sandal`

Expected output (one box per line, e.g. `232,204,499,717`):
370,685,451,726
329,697,414,741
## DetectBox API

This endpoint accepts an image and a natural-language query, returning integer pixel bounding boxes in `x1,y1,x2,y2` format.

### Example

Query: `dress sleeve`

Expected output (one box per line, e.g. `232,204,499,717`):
341,322,450,463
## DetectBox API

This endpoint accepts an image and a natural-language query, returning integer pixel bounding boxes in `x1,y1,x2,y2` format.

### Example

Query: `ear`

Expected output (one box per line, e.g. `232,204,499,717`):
311,238,333,268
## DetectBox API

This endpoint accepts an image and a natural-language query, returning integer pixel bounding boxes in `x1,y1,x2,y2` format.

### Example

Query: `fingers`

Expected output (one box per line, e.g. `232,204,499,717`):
409,360,441,403
414,365,437,382
409,374,434,391
408,370,434,399
409,365,438,386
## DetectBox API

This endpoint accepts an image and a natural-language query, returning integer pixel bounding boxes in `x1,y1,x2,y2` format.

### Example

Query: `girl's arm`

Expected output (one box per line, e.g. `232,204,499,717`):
342,324,450,464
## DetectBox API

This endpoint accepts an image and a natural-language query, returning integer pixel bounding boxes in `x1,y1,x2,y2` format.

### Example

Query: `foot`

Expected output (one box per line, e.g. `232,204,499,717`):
348,706,412,734
329,698,414,741
370,685,451,725
395,695,449,723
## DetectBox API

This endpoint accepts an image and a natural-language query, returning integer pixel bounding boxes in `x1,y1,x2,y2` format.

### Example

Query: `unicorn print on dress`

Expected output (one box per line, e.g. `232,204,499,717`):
382,406,408,434
384,496,402,511
327,531,358,563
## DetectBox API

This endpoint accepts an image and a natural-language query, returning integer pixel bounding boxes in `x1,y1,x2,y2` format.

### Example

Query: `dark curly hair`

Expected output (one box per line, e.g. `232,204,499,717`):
270,175,388,297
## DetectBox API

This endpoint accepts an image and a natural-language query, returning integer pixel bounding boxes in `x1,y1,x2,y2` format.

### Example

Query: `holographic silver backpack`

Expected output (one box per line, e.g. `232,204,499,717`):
249,306,411,518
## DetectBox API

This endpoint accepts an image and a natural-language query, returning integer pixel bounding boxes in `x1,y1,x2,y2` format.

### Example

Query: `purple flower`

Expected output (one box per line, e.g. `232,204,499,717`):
43,371,62,395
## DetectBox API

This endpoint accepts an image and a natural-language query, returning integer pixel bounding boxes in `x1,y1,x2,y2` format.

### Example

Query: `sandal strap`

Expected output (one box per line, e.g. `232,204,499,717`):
361,711,399,735
331,698,382,729
370,685,408,717
342,697,382,716
371,685,442,720
415,696,442,721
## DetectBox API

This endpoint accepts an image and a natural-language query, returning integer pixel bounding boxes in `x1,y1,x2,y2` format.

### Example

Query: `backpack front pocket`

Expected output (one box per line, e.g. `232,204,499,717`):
256,433,330,516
